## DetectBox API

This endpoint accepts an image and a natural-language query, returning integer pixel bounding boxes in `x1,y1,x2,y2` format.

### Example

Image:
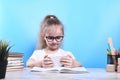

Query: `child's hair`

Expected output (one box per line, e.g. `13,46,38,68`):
39,15,64,49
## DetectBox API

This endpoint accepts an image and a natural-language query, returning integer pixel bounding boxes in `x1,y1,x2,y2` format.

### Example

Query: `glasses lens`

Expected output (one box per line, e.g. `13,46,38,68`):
55,36,63,42
46,36,54,42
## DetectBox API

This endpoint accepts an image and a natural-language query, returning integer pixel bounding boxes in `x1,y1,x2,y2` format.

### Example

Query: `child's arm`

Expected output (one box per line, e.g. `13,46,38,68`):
26,55,54,68
26,58,42,68
72,59,82,67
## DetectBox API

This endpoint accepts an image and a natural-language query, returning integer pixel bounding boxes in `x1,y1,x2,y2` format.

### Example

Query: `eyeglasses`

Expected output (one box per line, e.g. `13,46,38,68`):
46,36,64,42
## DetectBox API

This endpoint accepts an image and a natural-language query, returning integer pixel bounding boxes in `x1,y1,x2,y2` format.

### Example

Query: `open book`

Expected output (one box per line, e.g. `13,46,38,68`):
31,67,88,74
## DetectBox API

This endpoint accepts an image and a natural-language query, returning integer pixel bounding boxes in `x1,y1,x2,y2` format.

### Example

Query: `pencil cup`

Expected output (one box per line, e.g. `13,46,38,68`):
107,55,117,71
107,55,115,64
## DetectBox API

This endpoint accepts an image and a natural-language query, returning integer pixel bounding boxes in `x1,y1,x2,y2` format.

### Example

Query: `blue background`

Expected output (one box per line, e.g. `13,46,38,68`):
0,0,120,68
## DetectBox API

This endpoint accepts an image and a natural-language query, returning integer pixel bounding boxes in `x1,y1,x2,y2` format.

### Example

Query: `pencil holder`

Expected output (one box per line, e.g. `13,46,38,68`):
107,55,114,64
107,55,120,71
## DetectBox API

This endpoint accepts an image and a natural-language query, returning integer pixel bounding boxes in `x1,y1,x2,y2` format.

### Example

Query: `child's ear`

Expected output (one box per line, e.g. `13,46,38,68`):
44,37,46,40
42,33,46,40
43,36,46,40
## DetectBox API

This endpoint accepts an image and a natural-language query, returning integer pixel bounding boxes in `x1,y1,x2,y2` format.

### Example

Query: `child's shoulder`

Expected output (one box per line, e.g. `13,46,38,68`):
33,49,44,53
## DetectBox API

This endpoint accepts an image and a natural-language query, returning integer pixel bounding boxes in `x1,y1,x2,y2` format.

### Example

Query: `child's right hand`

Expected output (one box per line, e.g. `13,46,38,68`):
42,55,54,68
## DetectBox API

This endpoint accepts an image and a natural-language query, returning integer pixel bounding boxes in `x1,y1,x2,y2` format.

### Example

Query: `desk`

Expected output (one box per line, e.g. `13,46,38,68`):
4,68,120,80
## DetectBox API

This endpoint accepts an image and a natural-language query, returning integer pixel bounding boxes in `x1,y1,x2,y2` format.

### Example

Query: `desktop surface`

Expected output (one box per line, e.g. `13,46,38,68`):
4,68,120,80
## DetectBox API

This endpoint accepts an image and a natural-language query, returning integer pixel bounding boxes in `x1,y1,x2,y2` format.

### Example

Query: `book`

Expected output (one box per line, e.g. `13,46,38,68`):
8,57,23,61
31,67,88,74
9,52,24,57
6,52,24,71
7,62,24,67
7,68,24,72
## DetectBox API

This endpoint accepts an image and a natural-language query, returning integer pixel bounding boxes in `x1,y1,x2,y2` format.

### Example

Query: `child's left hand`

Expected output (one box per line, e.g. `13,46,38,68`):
60,55,73,68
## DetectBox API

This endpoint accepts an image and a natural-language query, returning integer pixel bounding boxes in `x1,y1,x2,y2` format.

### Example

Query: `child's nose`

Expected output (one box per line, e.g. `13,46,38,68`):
53,39,57,43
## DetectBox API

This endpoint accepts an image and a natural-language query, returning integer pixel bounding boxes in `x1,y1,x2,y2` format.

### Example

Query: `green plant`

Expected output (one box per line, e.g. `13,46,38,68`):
0,40,12,61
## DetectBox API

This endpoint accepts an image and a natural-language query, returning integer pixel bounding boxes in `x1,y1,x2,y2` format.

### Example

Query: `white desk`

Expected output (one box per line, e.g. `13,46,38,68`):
4,68,120,80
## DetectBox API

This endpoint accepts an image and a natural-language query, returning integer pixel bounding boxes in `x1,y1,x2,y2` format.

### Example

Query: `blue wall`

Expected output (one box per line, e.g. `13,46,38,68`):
0,0,120,68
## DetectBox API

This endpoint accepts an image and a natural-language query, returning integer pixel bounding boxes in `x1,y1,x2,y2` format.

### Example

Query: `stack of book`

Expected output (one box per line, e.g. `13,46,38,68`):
7,52,24,71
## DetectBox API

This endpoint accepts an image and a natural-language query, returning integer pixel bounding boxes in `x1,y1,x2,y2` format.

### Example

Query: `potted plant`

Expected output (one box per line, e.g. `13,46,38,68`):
0,40,12,79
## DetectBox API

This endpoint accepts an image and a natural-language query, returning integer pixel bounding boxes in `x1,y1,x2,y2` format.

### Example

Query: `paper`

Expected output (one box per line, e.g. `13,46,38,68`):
31,67,88,74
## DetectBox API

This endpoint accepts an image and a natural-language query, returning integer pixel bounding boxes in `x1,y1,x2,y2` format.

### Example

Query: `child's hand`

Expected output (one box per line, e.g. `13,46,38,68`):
42,55,54,68
60,55,73,68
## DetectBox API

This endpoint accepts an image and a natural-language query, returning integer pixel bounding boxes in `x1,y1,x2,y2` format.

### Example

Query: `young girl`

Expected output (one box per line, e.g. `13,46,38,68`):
26,15,82,68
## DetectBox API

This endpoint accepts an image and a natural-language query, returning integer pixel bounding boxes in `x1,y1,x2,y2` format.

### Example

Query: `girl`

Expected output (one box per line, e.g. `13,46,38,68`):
26,15,82,68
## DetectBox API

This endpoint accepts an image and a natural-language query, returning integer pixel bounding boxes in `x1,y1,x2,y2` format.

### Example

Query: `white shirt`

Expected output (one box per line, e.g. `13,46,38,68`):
30,48,75,67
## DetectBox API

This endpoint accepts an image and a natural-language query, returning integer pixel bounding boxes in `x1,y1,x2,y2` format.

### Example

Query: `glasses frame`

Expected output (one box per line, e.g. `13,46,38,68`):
46,36,64,42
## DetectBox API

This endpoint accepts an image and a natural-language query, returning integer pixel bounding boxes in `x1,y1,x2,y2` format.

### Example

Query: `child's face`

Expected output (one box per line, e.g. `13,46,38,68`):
44,25,63,50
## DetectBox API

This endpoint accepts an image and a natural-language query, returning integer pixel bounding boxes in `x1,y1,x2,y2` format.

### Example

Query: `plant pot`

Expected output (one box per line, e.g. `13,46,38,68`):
0,60,8,79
